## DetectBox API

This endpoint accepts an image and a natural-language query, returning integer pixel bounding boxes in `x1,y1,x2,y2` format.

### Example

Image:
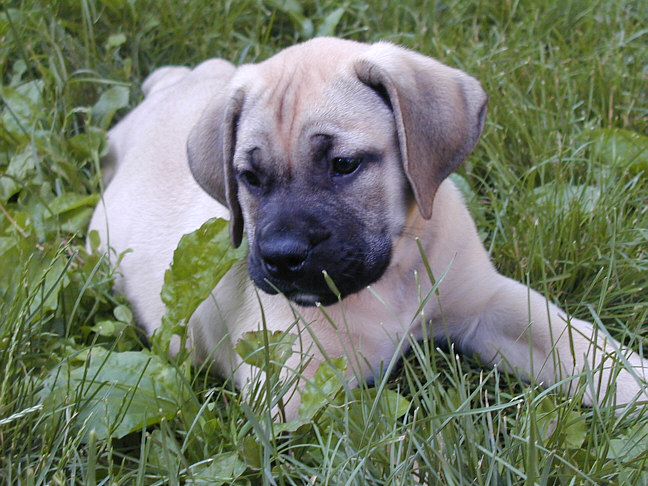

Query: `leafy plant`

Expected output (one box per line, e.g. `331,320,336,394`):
154,217,248,357
1,0,647,484
39,347,195,441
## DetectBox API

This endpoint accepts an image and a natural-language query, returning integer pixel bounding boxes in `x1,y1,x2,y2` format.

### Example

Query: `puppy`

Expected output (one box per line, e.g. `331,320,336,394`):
89,37,647,419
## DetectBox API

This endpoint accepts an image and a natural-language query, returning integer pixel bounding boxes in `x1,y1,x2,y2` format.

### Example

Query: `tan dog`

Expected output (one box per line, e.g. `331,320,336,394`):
89,37,647,419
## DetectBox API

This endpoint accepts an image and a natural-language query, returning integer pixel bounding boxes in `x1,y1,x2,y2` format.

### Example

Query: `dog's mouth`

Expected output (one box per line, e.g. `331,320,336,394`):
285,290,336,307
254,275,342,307
247,245,391,307
246,218,393,307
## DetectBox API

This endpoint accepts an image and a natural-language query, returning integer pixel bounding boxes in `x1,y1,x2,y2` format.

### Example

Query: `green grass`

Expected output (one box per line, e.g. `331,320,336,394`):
2,0,648,484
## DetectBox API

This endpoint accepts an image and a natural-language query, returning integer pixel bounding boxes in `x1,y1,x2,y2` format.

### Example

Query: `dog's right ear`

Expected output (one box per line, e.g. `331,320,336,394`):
355,43,487,220
187,89,245,247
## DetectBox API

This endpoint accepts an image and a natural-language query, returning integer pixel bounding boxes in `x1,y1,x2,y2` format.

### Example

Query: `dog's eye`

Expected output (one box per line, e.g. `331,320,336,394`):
332,157,361,176
239,170,262,188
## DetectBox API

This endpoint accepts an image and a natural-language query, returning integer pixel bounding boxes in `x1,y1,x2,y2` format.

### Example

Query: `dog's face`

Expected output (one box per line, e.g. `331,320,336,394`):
188,38,488,306
232,73,409,305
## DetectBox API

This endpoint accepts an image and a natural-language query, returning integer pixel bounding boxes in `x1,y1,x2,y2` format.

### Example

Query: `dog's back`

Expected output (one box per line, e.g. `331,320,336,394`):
89,59,235,334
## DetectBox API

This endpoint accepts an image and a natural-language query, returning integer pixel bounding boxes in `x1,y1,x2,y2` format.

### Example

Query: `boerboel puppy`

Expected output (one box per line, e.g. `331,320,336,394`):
89,37,647,419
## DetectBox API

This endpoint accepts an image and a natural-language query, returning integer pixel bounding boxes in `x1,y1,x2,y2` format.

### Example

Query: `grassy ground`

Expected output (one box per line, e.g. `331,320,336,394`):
1,0,648,484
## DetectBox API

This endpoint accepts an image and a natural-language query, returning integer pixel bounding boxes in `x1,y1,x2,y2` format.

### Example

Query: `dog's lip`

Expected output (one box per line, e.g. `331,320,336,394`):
261,279,338,307
287,290,341,307
288,292,331,306
252,272,342,306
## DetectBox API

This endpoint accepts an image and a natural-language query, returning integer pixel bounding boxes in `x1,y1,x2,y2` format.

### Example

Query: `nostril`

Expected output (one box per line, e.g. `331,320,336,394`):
285,255,306,272
258,236,310,277
263,261,279,274
264,254,305,274
263,253,307,276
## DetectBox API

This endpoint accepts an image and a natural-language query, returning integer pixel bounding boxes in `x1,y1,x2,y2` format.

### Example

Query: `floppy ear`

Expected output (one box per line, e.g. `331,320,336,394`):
187,89,245,247
354,43,488,219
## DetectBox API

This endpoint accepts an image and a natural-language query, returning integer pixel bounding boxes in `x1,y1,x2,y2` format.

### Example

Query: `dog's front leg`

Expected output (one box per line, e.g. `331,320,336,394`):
462,276,648,409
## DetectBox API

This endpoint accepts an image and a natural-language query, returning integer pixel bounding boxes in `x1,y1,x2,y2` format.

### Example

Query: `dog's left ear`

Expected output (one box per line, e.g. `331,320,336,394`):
187,89,245,247
355,43,488,219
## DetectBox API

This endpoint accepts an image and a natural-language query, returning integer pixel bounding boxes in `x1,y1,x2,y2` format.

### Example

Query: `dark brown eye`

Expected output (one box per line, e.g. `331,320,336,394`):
332,157,361,176
240,170,261,188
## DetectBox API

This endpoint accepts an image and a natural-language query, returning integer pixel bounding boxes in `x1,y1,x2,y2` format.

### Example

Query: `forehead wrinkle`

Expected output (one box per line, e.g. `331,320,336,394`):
260,61,330,158
276,68,300,153
265,60,292,126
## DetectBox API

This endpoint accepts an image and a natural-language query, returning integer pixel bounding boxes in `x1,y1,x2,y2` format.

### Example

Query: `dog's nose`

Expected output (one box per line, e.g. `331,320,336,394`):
258,236,310,278
257,228,330,279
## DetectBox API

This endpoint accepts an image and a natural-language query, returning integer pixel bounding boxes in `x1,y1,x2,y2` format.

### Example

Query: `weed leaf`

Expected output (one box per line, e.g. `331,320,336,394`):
315,7,346,37
188,451,247,485
39,347,193,440
589,128,648,175
299,357,347,420
235,330,297,369
91,86,129,129
153,217,247,355
533,183,601,213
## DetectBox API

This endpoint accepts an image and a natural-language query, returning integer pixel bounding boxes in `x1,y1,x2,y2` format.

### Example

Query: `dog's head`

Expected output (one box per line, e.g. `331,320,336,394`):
188,38,487,306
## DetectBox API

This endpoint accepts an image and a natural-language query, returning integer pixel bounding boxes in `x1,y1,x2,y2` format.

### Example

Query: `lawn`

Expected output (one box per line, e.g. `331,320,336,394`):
1,0,648,484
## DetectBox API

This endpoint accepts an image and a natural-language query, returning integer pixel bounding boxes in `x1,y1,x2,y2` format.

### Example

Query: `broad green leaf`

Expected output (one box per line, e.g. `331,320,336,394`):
39,348,193,440
533,396,586,449
320,386,411,448
91,319,128,337
0,149,36,202
535,397,587,449
153,217,247,354
0,80,44,138
299,357,347,420
373,388,411,419
147,428,183,471
105,32,127,50
234,330,297,369
0,236,16,258
87,229,101,252
59,207,95,234
48,193,100,216
29,257,71,314
113,304,133,324
0,174,19,204
563,413,587,449
68,127,108,160
240,435,263,470
43,192,98,234
91,86,130,129
4,147,35,178
533,183,600,213
299,18,314,38
589,128,648,175
90,306,135,340
264,0,313,37
188,452,247,485
607,423,648,460
0,10,25,41
9,60,27,86
315,7,346,37
345,387,411,421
